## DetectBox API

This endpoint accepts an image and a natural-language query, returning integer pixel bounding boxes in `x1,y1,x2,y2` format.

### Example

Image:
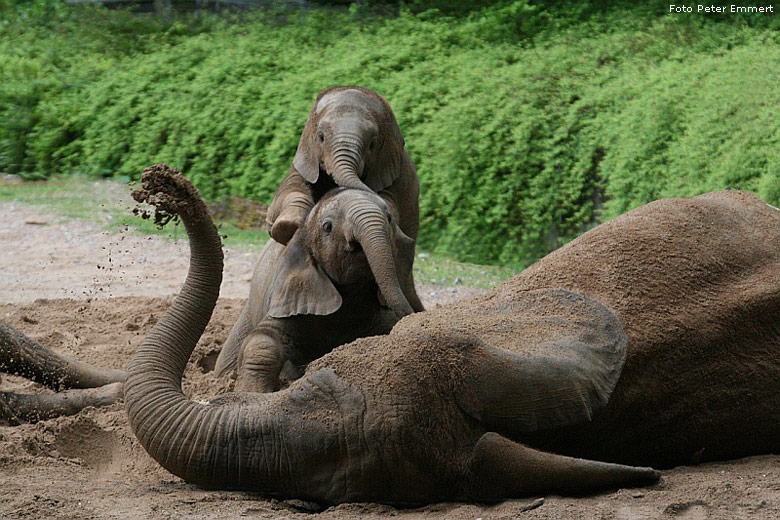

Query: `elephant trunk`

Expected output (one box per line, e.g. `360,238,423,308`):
124,166,277,489
325,133,371,191
349,202,414,316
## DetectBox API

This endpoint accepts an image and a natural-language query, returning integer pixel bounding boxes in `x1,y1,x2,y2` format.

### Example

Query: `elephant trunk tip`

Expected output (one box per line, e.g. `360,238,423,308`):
132,164,210,226
388,296,414,317
336,173,372,192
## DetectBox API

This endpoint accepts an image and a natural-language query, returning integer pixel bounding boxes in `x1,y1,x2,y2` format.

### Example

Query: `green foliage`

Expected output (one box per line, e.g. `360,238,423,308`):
2,1,779,266
0,0,222,177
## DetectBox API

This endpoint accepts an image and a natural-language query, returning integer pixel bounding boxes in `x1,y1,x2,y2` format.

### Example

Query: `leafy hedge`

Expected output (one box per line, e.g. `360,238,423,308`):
2,1,779,266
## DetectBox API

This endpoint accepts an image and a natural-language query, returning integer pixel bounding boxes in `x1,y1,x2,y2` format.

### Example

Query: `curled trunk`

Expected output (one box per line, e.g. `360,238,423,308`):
124,166,239,487
348,201,413,316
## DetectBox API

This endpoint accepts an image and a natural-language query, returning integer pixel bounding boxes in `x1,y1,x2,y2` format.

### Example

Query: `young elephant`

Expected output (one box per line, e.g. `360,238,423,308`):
125,167,779,505
267,86,423,312
214,186,416,392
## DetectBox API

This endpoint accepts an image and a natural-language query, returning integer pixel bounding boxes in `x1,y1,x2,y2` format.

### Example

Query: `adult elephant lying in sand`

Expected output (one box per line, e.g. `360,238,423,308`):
124,166,779,505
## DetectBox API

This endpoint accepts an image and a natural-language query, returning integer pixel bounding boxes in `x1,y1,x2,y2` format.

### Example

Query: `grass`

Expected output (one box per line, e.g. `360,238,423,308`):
413,252,517,289
0,176,515,288
0,176,114,220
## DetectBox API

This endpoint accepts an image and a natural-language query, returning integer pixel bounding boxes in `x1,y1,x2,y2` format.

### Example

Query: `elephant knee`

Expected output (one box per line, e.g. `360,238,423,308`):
236,330,285,393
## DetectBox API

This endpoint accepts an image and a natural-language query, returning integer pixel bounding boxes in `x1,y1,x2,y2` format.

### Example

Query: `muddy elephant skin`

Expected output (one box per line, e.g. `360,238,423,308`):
124,171,779,505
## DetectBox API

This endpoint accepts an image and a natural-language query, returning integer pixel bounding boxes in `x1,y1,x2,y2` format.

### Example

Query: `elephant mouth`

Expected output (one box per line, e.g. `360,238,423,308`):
346,240,363,254
310,165,339,200
338,252,371,285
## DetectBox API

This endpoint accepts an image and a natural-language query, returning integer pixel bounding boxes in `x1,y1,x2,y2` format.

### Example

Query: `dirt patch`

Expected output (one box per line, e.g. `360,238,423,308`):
0,201,478,308
0,200,777,519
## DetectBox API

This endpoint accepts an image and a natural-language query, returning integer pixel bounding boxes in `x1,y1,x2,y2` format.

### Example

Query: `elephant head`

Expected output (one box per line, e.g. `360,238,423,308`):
267,188,415,318
292,86,406,195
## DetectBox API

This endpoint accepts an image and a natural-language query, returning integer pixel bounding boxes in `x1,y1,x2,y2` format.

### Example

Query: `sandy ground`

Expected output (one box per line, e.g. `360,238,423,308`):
0,194,778,519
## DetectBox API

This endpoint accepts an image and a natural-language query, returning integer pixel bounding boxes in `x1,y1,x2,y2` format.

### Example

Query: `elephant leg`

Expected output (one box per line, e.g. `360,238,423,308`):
235,325,286,393
467,432,660,501
268,191,314,246
0,320,126,390
214,301,254,379
0,382,124,425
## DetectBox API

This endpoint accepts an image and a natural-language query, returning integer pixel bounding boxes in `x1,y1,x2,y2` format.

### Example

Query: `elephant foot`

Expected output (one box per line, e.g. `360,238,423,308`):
268,193,313,245
235,329,284,393
270,215,302,246
0,382,124,425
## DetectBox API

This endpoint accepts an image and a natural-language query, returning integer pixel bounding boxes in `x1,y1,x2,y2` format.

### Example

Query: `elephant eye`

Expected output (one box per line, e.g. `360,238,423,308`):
368,136,378,152
322,220,333,233
386,212,392,223
318,131,325,143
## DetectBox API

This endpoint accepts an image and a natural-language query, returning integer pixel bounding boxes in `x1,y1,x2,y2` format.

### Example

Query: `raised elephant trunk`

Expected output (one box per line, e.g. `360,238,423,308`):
324,133,371,191
348,201,414,316
124,166,266,489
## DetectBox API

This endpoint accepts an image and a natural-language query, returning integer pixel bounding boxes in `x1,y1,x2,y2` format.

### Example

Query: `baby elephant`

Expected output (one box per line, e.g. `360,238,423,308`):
215,187,416,392
267,86,424,312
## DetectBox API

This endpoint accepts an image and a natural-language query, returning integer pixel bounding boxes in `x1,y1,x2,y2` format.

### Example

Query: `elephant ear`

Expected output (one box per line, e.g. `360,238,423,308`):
459,288,628,432
267,234,342,318
364,136,403,193
363,98,406,193
292,111,320,184
393,226,415,289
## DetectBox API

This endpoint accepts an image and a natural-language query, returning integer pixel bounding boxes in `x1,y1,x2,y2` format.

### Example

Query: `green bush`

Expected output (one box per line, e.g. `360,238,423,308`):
2,1,779,266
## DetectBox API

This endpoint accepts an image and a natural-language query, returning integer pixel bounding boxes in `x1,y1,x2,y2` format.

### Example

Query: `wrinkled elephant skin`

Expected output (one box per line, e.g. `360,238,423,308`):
124,171,779,505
